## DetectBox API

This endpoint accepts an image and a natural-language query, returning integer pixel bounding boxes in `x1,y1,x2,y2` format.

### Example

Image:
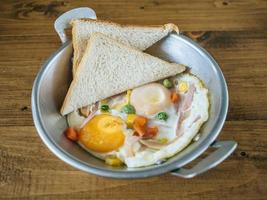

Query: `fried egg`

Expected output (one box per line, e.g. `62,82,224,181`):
124,74,209,167
67,73,209,167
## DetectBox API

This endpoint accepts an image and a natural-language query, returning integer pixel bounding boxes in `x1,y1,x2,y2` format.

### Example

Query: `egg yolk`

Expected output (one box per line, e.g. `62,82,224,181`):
130,83,171,115
79,114,125,153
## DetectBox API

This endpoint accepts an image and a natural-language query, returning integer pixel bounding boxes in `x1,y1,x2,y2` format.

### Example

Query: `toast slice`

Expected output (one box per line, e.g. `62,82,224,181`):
71,19,179,74
61,33,185,115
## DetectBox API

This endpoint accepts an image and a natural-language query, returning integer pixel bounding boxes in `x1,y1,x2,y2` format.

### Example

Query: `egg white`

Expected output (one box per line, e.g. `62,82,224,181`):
67,73,209,167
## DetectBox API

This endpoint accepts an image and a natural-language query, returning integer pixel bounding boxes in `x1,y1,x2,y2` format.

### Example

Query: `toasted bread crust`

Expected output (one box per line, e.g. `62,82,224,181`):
71,18,179,33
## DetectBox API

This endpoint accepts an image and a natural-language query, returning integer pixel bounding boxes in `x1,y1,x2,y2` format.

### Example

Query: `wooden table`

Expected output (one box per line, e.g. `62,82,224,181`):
0,0,266,199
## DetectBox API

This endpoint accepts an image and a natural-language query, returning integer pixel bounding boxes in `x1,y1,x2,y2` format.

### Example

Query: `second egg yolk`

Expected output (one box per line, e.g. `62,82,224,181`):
130,83,171,115
79,114,125,153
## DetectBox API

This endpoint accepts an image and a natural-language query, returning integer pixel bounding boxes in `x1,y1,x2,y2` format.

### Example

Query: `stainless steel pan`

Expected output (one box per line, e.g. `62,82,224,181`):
32,7,237,179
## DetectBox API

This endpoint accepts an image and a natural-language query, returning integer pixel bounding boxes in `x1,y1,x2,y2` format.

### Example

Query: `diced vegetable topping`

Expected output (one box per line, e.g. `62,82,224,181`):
133,122,146,137
132,116,158,139
158,138,169,144
64,127,79,141
162,79,173,88
105,156,123,166
178,81,189,93
156,112,169,121
170,91,179,103
121,104,136,114
134,116,148,126
144,127,158,139
100,99,108,105
133,116,148,137
126,114,137,128
126,90,132,104
100,104,109,112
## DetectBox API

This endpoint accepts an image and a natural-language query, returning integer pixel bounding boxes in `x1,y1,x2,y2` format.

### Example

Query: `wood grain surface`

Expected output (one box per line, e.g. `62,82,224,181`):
0,0,266,199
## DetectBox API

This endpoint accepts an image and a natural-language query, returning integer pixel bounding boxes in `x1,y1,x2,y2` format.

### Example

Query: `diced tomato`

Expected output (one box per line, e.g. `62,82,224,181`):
132,116,158,139
133,121,146,137
64,128,79,141
143,126,158,139
134,116,148,126
170,91,179,103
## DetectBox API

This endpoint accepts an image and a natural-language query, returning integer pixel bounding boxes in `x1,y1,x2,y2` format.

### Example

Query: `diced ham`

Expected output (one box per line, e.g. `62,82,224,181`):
182,85,196,111
79,102,99,128
175,85,196,137
122,135,140,157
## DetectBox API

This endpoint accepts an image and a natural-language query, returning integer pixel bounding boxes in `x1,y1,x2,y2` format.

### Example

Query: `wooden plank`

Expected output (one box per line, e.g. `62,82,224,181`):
0,121,266,199
0,0,266,199
0,35,60,62
0,0,267,36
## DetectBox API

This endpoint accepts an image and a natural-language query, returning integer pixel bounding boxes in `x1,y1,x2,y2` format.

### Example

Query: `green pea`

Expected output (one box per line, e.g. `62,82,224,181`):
100,104,109,112
163,79,173,88
156,112,168,121
121,104,136,114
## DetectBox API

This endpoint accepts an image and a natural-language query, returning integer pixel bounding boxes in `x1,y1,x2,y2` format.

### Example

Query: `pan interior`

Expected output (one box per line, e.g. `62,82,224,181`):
34,33,227,176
